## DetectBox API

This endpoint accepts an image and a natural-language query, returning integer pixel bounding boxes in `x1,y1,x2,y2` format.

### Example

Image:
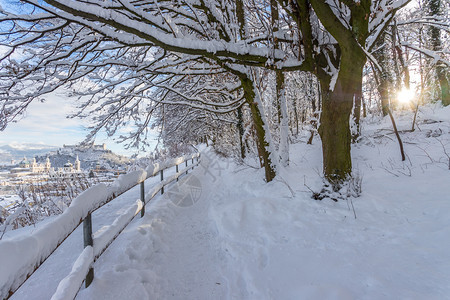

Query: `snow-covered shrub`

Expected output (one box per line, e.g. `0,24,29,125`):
0,175,95,237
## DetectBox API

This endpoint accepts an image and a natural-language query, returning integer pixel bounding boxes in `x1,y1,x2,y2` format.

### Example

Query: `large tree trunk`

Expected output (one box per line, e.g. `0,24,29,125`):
318,54,365,185
241,76,276,182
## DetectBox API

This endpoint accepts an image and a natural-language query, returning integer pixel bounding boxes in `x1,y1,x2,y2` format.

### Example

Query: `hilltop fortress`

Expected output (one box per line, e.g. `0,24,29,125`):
60,143,110,154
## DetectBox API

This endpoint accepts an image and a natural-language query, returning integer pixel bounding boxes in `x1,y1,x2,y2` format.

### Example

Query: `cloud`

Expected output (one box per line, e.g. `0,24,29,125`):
0,89,88,146
0,88,157,156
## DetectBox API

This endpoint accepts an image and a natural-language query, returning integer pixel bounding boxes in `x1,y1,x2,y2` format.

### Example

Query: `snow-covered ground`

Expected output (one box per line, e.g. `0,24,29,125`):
3,103,450,299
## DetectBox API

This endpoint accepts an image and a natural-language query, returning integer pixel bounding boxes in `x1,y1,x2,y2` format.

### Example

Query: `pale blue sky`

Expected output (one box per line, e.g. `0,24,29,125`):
0,0,153,157
0,90,153,156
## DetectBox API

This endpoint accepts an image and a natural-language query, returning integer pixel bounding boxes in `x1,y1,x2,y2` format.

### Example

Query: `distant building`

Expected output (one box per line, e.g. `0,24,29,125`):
10,156,51,174
49,156,82,180
30,157,52,173
9,156,83,179
19,157,30,169
61,142,108,153
9,157,33,175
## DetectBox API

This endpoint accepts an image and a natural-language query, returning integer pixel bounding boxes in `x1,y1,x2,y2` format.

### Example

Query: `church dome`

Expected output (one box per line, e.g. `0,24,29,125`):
19,157,30,167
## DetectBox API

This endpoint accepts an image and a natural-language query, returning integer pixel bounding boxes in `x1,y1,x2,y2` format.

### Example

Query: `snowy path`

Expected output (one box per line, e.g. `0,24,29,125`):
76,158,228,299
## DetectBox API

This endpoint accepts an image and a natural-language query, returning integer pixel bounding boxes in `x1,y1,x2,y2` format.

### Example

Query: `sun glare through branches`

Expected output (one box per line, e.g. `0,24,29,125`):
397,88,415,104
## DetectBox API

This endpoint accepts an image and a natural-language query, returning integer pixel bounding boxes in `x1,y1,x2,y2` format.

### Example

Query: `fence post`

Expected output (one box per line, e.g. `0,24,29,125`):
140,181,145,217
185,160,188,174
160,169,164,194
176,164,179,182
83,214,94,287
192,158,194,169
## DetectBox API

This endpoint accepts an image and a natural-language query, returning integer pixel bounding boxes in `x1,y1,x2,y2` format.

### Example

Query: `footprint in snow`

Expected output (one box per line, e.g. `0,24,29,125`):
137,227,147,235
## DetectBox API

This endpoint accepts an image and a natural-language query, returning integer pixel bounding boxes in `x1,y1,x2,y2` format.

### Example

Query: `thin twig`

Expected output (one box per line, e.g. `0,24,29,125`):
276,177,295,197
349,198,357,219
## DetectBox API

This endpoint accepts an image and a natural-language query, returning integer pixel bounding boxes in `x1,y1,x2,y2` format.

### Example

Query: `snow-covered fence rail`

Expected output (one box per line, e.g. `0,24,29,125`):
0,153,200,300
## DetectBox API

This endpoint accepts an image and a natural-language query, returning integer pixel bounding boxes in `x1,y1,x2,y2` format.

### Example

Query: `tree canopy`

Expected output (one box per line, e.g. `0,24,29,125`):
1,0,448,183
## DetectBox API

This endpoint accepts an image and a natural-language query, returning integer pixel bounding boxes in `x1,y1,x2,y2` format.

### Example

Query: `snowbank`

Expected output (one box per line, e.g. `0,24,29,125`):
76,107,449,299
0,183,109,299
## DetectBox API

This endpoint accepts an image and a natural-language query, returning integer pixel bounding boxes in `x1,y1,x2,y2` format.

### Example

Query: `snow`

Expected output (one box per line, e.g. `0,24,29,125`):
0,183,109,299
0,151,200,299
93,200,143,258
3,104,450,299
110,170,147,196
51,246,93,300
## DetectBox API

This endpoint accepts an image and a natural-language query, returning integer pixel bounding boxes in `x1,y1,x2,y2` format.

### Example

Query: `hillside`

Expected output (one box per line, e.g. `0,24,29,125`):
35,146,132,171
0,143,58,164
0,142,132,170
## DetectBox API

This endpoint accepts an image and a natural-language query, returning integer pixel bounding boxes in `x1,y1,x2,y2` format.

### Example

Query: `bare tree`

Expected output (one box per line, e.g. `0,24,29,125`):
0,0,416,185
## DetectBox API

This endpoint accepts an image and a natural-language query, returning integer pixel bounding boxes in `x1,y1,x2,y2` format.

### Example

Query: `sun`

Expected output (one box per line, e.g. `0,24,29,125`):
397,88,414,104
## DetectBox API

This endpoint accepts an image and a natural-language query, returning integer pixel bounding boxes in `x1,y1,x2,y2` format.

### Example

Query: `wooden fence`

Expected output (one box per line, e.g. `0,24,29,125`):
0,153,201,300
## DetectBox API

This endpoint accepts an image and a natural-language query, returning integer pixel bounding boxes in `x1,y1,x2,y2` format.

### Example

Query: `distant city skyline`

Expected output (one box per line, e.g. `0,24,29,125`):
0,89,155,157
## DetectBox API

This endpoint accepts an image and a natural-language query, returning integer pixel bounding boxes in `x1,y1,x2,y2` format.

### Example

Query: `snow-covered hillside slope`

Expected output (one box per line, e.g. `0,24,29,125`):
6,103,450,299
0,143,58,164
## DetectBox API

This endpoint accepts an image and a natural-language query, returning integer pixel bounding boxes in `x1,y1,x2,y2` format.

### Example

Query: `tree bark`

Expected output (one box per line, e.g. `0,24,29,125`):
241,76,276,182
362,94,367,118
237,106,246,159
436,66,450,106
318,53,365,185
372,32,391,116
428,0,450,106
271,0,289,166
277,70,289,167
352,73,363,142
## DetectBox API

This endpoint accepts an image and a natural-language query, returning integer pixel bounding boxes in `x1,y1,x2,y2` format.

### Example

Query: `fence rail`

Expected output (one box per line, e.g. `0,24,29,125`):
0,153,200,300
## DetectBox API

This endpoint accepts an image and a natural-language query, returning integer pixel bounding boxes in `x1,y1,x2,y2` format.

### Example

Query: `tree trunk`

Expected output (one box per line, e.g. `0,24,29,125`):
372,32,390,116
319,86,353,184
436,65,450,106
227,0,275,179
428,0,450,106
277,70,289,167
318,54,365,185
241,76,276,182
352,73,363,142
362,94,367,118
379,73,391,116
271,0,289,166
237,106,246,159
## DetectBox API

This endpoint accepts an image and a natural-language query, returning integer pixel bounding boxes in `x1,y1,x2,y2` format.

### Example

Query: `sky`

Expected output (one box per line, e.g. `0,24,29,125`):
0,90,153,156
0,0,157,157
